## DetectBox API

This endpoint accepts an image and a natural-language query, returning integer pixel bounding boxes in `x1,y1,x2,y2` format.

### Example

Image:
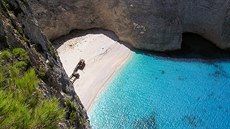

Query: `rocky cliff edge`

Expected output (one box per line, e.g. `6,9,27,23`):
29,0,230,51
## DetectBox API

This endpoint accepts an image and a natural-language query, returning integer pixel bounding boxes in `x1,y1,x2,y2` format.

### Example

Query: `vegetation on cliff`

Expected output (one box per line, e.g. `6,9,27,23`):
0,48,65,128
0,0,90,128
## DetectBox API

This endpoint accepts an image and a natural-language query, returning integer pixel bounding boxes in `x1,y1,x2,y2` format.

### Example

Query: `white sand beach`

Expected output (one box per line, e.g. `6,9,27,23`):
54,30,132,112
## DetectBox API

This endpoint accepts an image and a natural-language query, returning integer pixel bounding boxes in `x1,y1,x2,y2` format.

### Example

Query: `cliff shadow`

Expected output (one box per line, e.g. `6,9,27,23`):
141,32,230,61
52,29,130,49
53,30,230,61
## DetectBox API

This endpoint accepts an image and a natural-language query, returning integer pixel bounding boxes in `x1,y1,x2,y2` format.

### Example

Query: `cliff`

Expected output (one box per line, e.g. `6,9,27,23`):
0,0,90,128
28,0,230,51
1,0,229,128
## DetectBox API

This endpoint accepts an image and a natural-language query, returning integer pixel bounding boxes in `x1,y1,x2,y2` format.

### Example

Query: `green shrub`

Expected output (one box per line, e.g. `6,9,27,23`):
12,48,29,62
0,48,65,129
65,99,78,125
31,98,65,129
0,50,12,61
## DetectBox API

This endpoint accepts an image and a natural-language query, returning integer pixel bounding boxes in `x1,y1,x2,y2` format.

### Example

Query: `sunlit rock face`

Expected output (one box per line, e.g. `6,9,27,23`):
28,0,230,51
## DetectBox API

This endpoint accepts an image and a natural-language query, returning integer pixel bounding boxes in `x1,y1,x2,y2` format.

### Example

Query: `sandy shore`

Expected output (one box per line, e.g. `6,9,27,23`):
54,30,132,112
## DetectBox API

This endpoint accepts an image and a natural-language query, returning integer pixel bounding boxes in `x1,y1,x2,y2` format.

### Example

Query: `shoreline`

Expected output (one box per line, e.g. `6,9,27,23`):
87,51,133,113
54,30,132,113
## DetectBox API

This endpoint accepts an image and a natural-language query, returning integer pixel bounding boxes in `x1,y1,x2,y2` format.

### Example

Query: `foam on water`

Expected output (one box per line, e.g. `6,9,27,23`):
89,52,230,129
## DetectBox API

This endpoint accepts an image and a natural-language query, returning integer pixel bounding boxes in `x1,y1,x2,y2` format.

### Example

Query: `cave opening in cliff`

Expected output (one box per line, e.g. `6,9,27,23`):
156,32,230,59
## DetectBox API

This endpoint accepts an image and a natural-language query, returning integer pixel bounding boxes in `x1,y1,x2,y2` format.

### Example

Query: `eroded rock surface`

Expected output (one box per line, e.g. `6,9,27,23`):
0,0,90,128
28,0,230,51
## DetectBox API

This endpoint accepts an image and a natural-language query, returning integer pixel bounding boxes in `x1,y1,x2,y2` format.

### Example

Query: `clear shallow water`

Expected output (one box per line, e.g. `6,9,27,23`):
89,52,230,129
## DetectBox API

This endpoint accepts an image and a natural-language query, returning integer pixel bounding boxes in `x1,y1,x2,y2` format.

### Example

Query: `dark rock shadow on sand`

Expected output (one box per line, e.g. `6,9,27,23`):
52,29,129,49
53,30,230,62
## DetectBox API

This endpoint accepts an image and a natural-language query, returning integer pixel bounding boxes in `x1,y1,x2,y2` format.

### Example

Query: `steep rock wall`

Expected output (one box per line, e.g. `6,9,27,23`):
28,0,230,51
0,0,90,128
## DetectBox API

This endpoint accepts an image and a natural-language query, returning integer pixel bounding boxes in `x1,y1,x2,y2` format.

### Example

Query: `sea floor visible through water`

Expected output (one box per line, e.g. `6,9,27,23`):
89,50,230,129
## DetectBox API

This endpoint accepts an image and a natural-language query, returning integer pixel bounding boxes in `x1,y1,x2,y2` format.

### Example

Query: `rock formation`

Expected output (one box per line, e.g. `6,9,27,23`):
0,0,90,128
28,0,230,51
2,0,228,128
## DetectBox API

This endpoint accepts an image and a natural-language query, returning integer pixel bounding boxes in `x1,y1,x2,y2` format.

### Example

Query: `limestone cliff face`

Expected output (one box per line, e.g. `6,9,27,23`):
0,0,90,128
28,0,230,51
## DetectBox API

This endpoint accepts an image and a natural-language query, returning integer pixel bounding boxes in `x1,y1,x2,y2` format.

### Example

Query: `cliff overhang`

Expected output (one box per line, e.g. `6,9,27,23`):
28,0,230,51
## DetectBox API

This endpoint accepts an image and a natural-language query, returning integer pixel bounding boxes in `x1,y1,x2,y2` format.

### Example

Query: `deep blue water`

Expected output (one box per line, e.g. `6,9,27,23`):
89,52,230,129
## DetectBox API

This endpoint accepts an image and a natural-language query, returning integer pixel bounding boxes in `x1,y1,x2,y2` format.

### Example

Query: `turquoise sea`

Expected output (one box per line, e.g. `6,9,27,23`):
89,52,230,129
